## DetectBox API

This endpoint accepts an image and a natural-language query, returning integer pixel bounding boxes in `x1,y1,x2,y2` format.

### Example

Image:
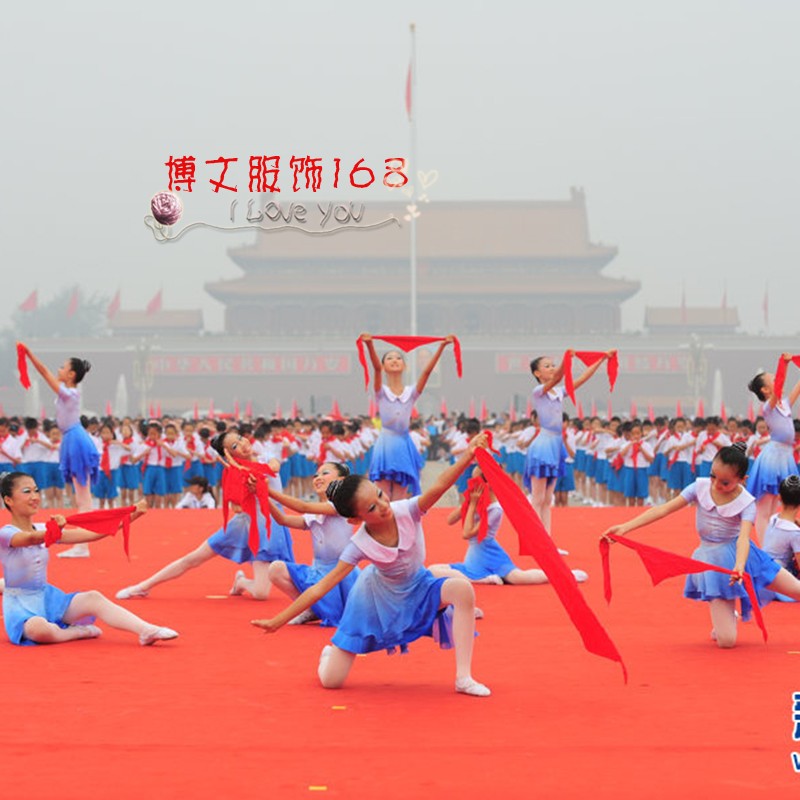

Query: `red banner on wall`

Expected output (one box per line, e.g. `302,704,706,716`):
149,354,351,376
495,353,687,375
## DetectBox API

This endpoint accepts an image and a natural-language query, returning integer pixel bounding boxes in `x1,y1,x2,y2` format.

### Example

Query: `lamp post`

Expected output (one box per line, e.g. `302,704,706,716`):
131,338,154,417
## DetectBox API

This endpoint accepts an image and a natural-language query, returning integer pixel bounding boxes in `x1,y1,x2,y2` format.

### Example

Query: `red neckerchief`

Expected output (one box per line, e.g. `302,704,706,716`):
45,506,137,558
667,434,682,467
475,448,627,681
600,534,767,642
562,350,619,405
221,456,276,554
318,435,332,465
17,343,31,390
460,476,491,542
356,335,463,390
164,439,177,469
141,438,161,473
120,436,133,465
101,442,112,478
772,355,800,400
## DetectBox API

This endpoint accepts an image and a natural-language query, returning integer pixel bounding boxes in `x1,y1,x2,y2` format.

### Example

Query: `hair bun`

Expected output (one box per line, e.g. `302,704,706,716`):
784,474,800,489
731,441,748,454
326,479,344,500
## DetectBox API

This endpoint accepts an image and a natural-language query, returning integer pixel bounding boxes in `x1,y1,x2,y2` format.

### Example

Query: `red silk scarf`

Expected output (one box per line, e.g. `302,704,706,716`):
356,335,463,390
772,355,800,402
45,506,136,558
599,534,767,642
562,351,619,406
17,343,31,390
221,457,276,555
459,476,492,542
474,448,627,681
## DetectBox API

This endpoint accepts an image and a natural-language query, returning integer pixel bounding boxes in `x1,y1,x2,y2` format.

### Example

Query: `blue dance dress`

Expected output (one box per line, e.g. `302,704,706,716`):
450,502,516,580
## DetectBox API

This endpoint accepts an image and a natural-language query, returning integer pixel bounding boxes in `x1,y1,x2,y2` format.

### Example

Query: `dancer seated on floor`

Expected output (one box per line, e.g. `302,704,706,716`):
116,429,294,602
601,443,800,648
0,471,177,646
758,475,800,604
265,462,360,626
430,466,589,585
252,433,493,697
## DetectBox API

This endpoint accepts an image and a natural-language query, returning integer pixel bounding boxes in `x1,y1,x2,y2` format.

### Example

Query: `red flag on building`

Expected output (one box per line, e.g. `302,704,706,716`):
330,399,342,420
107,290,121,320
676,400,683,417
208,398,215,419
146,290,162,315
66,288,79,318
105,401,112,416
19,290,38,312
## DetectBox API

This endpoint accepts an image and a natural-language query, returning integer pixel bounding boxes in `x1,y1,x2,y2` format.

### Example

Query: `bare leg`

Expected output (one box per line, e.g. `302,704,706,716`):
318,644,357,688
234,560,272,600
22,615,101,644
117,542,216,597
439,577,487,688
59,478,93,557
766,568,800,599
503,567,549,585
266,561,300,600
709,599,738,648
64,590,157,635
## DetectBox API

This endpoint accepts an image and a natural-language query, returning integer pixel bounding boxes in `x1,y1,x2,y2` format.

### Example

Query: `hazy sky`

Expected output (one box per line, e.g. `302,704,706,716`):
3,0,798,335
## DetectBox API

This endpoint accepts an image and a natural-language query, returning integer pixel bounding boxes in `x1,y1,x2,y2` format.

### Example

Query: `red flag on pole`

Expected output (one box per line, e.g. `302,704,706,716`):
146,290,162,315
720,402,727,422
66,288,79,318
676,400,683,417
330,399,342,420
590,399,597,417
105,401,112,416
479,398,488,422
208,398,215,419
19,290,38,312
148,403,155,418
510,399,517,422
290,399,298,419
155,402,161,418
648,404,655,422
630,400,637,419
234,399,240,419
469,398,475,418
245,400,253,419
696,399,705,418
107,290,121,320
747,399,755,422
275,401,282,419
193,401,199,421
440,397,448,417
576,400,584,418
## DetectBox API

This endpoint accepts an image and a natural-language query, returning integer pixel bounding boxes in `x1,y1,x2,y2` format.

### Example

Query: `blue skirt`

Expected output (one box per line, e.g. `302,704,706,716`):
207,510,294,564
667,461,690,491
118,463,141,490
451,538,516,580
606,464,623,493
368,429,424,495
622,466,649,499
746,441,799,498
594,460,609,487
142,465,166,496
2,584,89,646
285,560,360,626
60,424,99,487
332,565,452,654
92,469,119,500
683,539,781,621
524,430,564,482
555,462,575,492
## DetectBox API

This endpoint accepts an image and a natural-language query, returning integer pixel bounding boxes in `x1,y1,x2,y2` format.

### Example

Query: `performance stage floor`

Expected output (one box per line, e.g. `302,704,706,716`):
2,505,799,799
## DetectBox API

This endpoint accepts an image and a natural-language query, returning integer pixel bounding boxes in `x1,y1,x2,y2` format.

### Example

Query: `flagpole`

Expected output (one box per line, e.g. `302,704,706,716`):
409,22,418,382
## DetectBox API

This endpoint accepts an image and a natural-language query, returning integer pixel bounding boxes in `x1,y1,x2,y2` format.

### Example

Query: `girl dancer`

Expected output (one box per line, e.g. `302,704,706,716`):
524,350,614,536
0,471,177,646
116,429,294,601
746,357,800,539
252,433,492,697
264,462,359,626
19,343,100,558
602,444,800,648
360,333,453,500
429,467,589,585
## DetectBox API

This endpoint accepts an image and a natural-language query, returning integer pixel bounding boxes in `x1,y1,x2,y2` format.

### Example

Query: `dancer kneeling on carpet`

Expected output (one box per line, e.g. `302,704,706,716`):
429,466,589,586
601,443,800,648
252,433,492,697
265,461,360,626
116,430,294,602
0,471,177,646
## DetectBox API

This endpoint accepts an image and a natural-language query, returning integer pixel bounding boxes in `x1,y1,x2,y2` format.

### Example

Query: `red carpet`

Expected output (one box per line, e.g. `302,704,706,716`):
3,506,799,799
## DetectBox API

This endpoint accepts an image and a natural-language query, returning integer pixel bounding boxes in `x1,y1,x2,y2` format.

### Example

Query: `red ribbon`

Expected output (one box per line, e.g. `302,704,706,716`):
17,343,31,390
221,457,276,555
356,335,463,390
599,534,767,642
45,506,136,558
475,448,628,682
562,351,619,405
772,355,800,402
100,442,111,478
459,476,492,542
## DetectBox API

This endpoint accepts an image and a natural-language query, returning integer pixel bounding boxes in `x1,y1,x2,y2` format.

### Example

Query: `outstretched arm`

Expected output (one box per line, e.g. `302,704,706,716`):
267,486,336,516
17,343,60,395
360,333,383,393
251,560,356,632
267,499,307,530
416,335,453,395
418,432,487,513
601,494,688,540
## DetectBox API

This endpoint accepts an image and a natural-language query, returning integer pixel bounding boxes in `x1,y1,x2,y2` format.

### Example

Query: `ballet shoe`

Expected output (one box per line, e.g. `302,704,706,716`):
116,585,149,600
288,608,319,625
139,626,179,646
58,544,90,558
571,569,589,583
455,676,491,697
229,569,246,596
